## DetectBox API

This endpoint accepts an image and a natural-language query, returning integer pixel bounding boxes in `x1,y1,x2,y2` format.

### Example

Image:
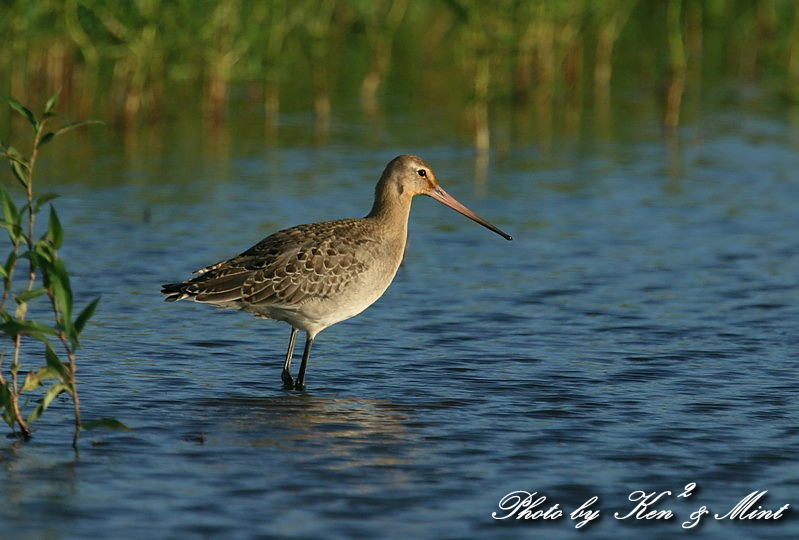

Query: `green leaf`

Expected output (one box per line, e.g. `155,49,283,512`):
43,257,76,346
38,366,61,380
0,318,58,342
10,159,28,189
45,90,61,115
37,132,56,149
26,382,68,424
49,258,73,314
3,144,24,160
20,370,42,392
15,287,48,304
14,298,27,321
0,185,19,225
83,417,132,431
1,406,12,428
21,364,61,394
0,220,23,244
3,145,29,189
4,96,38,130
3,251,17,283
3,250,17,294
0,384,14,428
34,193,59,212
74,295,100,335
47,206,63,249
45,344,71,381
53,119,104,138
31,238,55,263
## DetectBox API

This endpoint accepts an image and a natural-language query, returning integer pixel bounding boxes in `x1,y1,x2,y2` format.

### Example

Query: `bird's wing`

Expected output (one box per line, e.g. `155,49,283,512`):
188,219,371,307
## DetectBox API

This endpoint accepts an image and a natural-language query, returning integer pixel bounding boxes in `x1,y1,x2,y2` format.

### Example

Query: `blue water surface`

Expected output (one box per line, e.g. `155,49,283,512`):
1,104,797,539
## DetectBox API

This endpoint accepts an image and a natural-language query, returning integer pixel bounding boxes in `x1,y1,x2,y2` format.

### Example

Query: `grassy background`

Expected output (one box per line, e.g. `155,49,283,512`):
2,0,799,148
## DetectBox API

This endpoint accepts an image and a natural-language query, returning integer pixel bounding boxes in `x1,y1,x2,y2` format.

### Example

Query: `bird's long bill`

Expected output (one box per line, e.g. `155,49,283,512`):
428,186,512,241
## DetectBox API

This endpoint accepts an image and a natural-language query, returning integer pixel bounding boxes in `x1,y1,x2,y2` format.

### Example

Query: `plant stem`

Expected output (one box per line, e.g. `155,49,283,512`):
25,125,44,291
10,335,31,436
4,118,47,438
10,121,46,437
59,334,81,448
0,240,19,311
2,97,97,444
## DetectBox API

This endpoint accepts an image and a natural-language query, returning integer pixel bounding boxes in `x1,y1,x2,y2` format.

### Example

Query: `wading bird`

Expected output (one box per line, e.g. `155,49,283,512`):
161,155,511,390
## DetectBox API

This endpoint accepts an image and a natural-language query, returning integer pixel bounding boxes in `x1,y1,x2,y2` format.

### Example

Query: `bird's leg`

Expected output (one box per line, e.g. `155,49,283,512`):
281,327,298,388
294,334,314,391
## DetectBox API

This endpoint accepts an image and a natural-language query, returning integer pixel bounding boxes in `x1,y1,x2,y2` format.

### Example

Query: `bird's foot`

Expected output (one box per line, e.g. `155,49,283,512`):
293,380,305,391
281,370,294,389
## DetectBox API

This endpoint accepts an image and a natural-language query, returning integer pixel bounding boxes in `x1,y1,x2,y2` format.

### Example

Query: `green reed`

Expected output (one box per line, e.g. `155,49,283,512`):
0,92,127,447
2,1,799,143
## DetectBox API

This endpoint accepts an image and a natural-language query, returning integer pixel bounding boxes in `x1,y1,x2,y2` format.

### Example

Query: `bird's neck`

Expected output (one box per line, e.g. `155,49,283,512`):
365,194,411,273
366,192,413,233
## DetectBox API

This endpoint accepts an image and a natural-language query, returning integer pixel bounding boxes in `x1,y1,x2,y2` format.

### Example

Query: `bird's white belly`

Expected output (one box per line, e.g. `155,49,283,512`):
251,262,400,337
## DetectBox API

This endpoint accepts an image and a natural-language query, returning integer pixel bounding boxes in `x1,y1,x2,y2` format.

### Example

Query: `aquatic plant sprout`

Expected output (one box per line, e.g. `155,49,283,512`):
0,92,127,447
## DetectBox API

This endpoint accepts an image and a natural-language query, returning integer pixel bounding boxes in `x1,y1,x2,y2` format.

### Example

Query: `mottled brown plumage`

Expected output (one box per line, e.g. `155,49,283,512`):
170,219,374,306
162,155,511,390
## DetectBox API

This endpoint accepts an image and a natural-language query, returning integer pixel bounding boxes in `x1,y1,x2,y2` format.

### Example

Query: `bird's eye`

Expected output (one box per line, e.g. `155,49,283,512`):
417,169,427,177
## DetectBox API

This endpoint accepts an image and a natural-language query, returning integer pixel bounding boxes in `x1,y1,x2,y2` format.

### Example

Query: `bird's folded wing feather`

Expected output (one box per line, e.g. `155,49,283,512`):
190,220,370,307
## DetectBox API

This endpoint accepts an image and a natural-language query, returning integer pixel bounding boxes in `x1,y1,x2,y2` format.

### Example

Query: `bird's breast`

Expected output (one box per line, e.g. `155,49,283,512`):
248,226,407,335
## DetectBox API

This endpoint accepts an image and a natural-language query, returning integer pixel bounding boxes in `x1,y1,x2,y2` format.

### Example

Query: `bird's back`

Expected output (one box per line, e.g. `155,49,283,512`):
161,216,406,331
